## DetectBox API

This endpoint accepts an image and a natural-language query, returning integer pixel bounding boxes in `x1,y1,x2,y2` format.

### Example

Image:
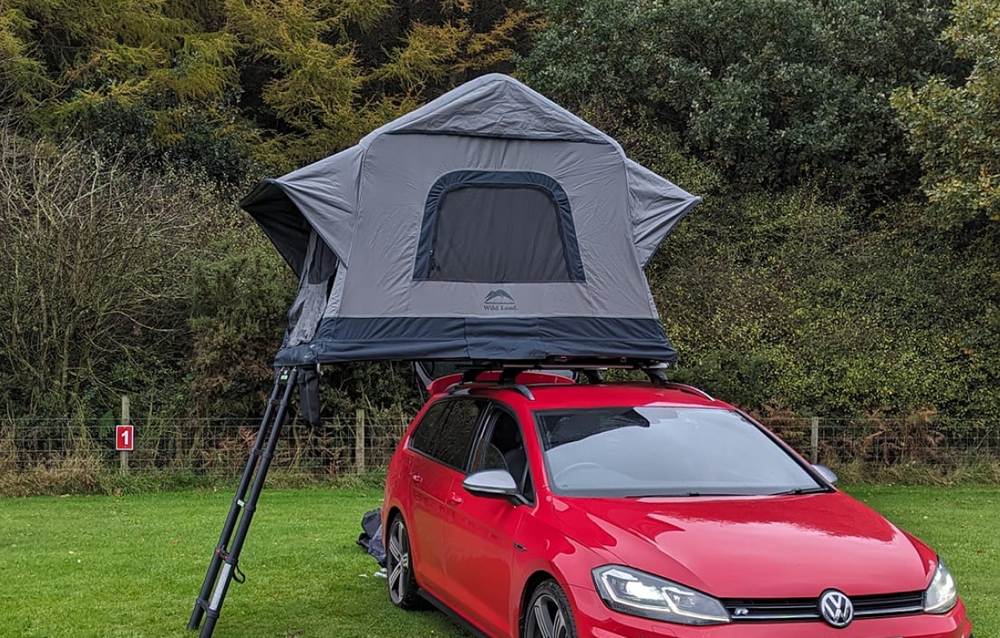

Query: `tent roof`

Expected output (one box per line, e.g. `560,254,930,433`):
359,73,612,144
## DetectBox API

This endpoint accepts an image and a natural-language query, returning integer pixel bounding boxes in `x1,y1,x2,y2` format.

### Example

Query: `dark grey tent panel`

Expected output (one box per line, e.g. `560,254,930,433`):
240,180,312,277
241,74,701,366
415,170,584,283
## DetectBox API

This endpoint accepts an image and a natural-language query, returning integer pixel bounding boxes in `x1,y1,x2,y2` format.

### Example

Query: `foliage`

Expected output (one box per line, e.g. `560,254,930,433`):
0,7,53,111
892,0,1000,229
520,0,963,205
0,0,534,179
185,227,295,417
2,0,1000,471
0,127,203,419
224,0,533,168
654,186,1000,419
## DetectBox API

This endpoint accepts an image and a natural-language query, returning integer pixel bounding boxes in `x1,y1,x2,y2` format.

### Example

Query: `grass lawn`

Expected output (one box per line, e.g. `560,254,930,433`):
0,485,995,638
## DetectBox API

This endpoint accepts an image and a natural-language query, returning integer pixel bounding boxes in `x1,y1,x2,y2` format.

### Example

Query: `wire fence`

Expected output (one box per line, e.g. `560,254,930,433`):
2,411,999,495
761,416,1000,480
0,414,410,476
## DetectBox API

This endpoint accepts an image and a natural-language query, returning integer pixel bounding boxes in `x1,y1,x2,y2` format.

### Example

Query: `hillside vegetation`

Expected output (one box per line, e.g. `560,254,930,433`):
1,0,998,436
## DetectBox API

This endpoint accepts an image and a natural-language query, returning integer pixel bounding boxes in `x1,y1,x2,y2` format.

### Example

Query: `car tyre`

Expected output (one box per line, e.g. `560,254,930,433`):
386,514,421,609
524,579,578,638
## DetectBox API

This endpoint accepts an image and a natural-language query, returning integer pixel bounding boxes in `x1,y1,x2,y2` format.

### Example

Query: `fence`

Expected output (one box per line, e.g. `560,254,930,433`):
761,416,1000,482
0,413,409,475
2,407,999,495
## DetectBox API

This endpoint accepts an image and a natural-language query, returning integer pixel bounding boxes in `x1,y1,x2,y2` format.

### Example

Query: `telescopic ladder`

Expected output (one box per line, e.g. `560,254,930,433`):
187,367,299,638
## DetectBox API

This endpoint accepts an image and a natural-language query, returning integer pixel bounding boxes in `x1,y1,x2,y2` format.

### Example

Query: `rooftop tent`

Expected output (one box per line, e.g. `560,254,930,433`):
240,73,701,366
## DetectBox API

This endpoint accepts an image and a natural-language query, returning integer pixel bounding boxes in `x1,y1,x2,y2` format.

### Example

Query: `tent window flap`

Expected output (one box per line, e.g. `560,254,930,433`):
414,171,585,283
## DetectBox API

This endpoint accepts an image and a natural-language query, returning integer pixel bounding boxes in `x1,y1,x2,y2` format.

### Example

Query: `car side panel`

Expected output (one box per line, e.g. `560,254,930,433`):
406,450,460,602
445,488,524,638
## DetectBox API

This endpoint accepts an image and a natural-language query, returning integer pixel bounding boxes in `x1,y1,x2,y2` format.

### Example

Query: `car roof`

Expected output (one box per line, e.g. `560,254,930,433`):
443,381,734,411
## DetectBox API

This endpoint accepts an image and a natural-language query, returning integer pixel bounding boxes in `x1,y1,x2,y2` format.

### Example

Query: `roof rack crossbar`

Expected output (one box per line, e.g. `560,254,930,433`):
447,381,535,401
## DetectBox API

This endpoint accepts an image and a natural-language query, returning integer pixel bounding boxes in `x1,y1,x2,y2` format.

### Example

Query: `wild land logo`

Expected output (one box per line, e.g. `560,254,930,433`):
483,289,517,312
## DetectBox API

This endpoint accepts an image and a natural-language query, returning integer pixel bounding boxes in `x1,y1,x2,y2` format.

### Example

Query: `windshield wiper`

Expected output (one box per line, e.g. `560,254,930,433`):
768,486,829,495
627,491,747,498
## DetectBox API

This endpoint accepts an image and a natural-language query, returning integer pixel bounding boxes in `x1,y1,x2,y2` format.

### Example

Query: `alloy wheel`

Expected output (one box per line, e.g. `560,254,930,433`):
387,517,415,607
526,591,571,638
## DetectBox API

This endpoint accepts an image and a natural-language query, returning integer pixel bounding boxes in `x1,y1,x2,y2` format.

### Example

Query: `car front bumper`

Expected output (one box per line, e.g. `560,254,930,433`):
568,585,972,638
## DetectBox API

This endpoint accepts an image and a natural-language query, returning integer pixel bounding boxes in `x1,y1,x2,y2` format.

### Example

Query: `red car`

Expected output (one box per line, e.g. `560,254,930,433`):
382,372,972,638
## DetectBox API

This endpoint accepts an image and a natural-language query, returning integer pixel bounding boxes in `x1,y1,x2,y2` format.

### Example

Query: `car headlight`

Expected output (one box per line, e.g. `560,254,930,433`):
592,565,730,625
924,558,958,613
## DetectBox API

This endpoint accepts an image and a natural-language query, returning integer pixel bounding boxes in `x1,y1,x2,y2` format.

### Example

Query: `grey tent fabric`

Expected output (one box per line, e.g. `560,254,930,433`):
241,74,701,365
627,159,701,268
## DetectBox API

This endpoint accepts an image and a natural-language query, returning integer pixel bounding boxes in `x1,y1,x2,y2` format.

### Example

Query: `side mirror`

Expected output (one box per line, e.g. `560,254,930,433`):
813,464,838,485
463,469,518,498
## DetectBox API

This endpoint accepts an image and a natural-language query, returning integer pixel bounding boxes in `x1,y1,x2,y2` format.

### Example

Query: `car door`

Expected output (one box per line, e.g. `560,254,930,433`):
405,397,487,608
444,402,534,638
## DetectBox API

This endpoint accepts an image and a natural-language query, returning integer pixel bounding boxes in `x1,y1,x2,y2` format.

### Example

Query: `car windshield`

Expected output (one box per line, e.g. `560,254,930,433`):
534,407,824,497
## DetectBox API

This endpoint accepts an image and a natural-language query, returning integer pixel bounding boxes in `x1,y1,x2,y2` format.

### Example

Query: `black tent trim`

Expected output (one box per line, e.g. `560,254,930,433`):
273,316,677,365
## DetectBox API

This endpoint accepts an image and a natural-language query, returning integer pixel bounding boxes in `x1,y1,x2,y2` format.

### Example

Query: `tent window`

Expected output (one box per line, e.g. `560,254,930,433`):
414,171,585,283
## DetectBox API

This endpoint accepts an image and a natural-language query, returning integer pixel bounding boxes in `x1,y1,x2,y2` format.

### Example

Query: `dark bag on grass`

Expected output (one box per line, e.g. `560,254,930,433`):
356,508,386,567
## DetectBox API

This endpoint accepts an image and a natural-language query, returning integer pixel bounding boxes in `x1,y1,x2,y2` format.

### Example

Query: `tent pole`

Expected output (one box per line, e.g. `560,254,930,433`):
187,367,298,637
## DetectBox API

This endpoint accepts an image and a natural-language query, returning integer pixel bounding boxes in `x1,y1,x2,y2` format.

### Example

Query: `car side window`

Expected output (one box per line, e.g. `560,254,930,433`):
410,398,486,471
409,401,449,455
473,407,534,503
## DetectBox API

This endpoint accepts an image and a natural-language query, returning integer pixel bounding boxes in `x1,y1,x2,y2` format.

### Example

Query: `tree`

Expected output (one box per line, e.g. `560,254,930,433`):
892,0,1000,229
520,0,961,205
0,128,206,417
225,0,533,168
0,0,533,180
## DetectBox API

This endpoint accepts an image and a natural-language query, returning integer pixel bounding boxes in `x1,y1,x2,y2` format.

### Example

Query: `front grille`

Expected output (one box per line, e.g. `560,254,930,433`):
722,591,924,622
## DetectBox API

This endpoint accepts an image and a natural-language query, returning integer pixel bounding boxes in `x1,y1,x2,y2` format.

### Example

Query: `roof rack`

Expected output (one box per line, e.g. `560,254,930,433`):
445,366,554,400
447,382,536,401
434,358,714,403
640,369,715,401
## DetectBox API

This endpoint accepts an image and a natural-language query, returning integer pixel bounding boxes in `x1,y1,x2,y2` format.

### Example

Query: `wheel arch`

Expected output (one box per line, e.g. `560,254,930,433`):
385,504,404,526
517,569,558,638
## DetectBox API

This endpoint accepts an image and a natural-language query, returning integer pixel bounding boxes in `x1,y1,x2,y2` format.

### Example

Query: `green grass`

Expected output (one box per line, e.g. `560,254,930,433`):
0,486,995,638
0,488,466,638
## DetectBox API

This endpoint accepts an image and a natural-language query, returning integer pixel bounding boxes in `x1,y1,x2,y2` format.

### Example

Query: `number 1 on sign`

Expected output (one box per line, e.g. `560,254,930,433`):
116,425,134,451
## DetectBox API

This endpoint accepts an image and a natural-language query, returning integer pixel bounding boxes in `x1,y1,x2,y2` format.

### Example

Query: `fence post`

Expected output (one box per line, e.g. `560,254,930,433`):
121,395,130,474
810,416,819,464
355,409,366,473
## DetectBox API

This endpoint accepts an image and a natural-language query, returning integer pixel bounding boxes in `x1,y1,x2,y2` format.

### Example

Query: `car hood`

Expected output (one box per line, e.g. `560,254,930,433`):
550,491,936,598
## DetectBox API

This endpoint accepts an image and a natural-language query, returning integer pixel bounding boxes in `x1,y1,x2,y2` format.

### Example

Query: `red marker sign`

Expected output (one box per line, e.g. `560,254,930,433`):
116,425,134,451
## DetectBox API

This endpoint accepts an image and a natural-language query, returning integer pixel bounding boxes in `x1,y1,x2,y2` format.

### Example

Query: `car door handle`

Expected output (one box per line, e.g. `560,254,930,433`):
448,493,463,505
411,473,422,483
